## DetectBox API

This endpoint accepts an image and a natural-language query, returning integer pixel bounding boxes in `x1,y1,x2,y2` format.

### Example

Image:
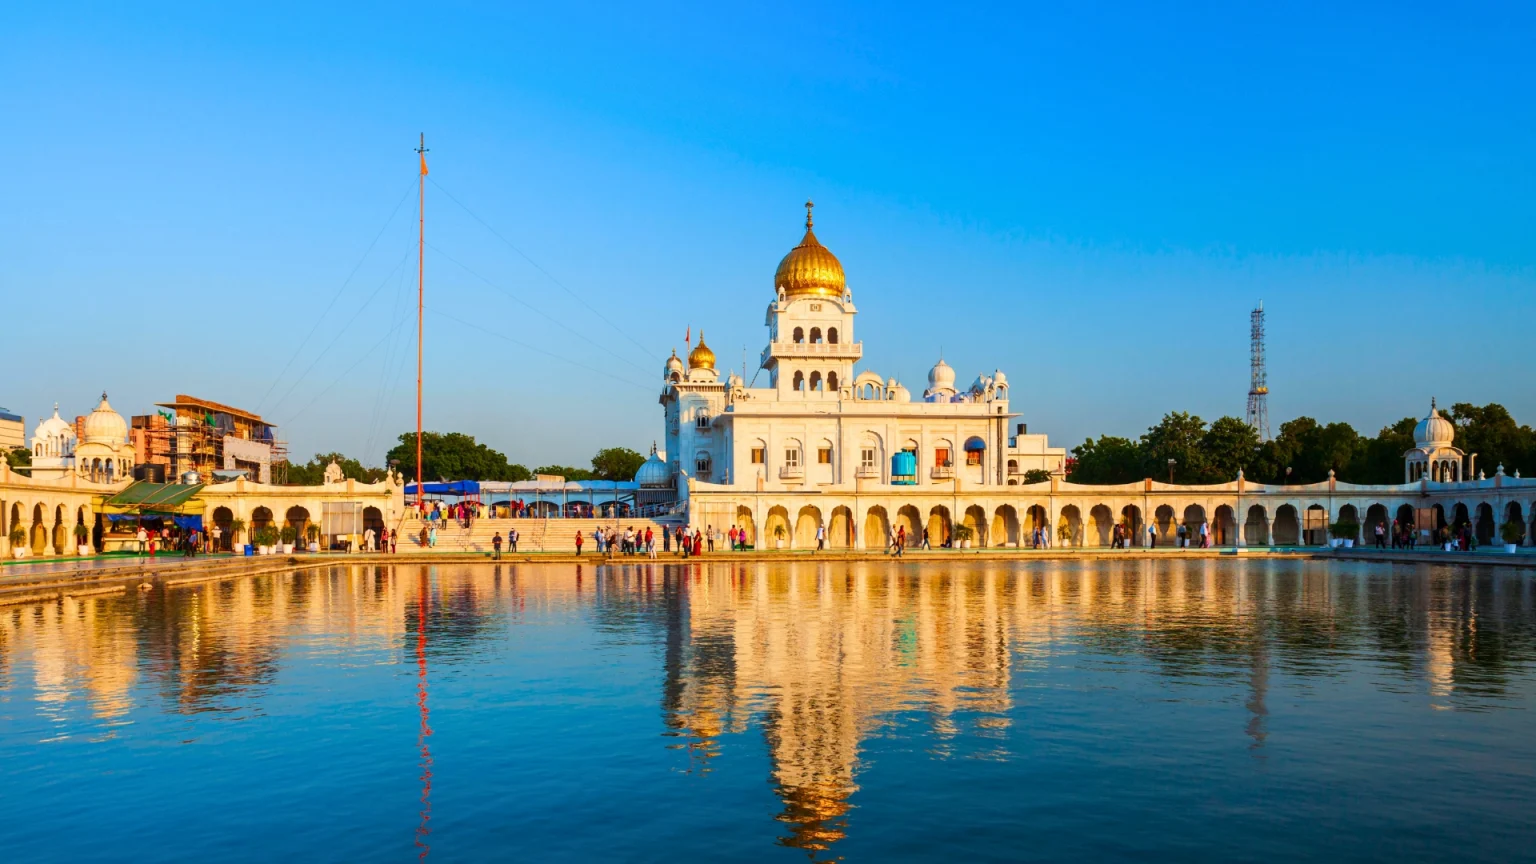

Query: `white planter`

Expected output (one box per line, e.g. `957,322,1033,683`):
1343,539,1353,548
1506,543,1519,554
260,545,274,555
282,543,295,554
308,542,319,552
1444,542,1454,552
776,539,784,549
77,544,92,556
12,548,25,559
961,539,971,549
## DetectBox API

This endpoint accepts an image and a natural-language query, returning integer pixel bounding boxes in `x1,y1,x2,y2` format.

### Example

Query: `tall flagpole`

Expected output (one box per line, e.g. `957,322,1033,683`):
415,134,429,511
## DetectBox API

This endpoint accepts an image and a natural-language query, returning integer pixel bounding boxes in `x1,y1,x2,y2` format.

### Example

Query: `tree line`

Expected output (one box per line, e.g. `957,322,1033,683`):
1069,402,1536,486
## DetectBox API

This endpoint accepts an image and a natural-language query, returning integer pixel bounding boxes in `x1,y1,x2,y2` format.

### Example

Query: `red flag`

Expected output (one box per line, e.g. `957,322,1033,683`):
685,326,690,345
420,153,429,176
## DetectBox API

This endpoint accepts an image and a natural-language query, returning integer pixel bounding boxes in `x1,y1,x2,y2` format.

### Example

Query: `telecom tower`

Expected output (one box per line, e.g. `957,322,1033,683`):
1246,301,1271,442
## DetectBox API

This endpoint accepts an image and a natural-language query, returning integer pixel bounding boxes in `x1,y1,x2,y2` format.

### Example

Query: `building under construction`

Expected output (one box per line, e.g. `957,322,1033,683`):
131,395,288,484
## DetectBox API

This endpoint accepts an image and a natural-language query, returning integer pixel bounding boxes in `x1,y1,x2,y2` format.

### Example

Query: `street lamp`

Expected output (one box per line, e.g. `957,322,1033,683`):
1167,458,1177,484
1285,466,1292,485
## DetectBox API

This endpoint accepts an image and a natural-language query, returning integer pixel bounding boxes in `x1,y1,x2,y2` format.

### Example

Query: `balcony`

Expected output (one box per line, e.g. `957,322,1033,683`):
761,341,864,367
930,466,955,480
856,465,881,479
779,466,804,480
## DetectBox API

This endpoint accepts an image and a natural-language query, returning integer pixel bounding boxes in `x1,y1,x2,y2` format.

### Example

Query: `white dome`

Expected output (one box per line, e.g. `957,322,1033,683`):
664,349,684,379
1413,399,1455,447
927,358,955,390
634,445,671,487
34,404,75,441
992,369,1007,386
82,392,128,443
889,383,911,402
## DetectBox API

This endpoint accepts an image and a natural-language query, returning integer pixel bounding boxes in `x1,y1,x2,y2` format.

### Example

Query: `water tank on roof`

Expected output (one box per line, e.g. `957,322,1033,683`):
181,471,201,485
891,450,917,485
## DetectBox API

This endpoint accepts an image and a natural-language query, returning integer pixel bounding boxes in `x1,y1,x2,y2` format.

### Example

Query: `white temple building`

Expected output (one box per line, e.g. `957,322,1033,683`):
29,404,78,482
657,203,1066,524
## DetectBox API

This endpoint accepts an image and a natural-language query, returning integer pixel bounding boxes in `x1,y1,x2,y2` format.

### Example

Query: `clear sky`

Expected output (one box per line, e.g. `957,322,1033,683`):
4,2,1532,468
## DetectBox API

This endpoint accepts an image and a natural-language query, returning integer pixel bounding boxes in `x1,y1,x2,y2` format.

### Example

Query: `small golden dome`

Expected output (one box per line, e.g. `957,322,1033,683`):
688,332,715,370
774,200,846,300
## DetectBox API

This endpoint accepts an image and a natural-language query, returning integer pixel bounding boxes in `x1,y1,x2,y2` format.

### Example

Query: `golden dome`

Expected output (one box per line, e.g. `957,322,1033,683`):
774,201,846,300
688,332,716,370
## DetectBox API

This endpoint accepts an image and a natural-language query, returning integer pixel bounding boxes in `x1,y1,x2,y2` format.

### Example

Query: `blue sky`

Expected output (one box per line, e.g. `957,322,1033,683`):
3,2,1532,467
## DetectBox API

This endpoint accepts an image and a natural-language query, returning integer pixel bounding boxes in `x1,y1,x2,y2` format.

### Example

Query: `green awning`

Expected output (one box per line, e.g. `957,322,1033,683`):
99,481,206,515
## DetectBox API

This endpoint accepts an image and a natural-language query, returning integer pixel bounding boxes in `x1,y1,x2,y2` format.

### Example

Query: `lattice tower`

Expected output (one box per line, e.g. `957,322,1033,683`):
1245,301,1271,442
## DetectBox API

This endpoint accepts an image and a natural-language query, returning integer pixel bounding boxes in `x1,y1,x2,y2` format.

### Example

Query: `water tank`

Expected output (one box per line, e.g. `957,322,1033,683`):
180,470,201,485
133,463,167,483
890,451,917,485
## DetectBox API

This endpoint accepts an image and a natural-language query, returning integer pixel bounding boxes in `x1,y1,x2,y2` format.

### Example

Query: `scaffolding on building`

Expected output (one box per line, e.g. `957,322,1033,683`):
131,395,288,484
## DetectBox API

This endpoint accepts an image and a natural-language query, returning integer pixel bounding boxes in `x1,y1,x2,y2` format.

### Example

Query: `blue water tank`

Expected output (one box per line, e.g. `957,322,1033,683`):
890,451,917,485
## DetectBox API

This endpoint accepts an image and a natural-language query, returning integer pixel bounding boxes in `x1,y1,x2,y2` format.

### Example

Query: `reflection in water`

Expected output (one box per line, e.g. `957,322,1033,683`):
415,566,433,860
2,560,1535,861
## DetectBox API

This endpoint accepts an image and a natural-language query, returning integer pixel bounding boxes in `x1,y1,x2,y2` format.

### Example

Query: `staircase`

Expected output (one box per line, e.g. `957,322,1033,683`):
393,517,676,554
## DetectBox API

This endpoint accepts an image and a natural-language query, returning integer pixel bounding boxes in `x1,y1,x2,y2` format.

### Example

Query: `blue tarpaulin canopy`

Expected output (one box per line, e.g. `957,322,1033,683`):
404,481,481,496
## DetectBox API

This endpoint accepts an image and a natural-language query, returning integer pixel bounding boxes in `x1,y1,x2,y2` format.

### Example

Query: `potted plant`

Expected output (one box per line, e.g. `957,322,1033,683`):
8,526,27,559
954,524,975,549
305,523,320,552
228,517,246,552
254,525,278,555
74,523,92,557
1330,521,1359,548
774,525,786,549
279,525,297,554
1501,520,1524,554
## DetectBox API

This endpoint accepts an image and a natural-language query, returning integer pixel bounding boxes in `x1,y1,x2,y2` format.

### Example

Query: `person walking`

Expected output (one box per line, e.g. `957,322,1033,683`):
509,527,519,554
647,527,657,559
895,525,906,557
1374,522,1386,549
390,529,398,554
815,524,825,553
1148,524,1157,548
921,527,930,550
1199,521,1210,548
136,526,148,556
575,531,584,554
492,532,503,560
428,524,438,548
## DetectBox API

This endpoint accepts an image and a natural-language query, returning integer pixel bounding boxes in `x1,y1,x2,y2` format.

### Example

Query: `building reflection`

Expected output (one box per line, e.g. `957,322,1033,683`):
654,560,1536,860
2,560,1535,859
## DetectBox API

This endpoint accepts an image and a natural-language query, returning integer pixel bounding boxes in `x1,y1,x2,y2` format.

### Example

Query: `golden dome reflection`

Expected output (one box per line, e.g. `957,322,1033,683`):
775,200,847,300
688,332,716,370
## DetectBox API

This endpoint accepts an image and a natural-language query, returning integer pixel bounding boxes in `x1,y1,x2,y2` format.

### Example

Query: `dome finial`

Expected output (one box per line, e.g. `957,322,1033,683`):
1431,396,1437,411
805,199,814,229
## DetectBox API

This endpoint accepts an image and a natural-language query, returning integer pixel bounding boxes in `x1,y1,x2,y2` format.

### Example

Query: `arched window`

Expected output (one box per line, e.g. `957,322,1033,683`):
810,327,822,343
696,413,710,429
793,371,805,391
669,372,680,383
792,327,804,343
827,327,839,344
695,453,712,476
810,371,823,391
827,372,839,391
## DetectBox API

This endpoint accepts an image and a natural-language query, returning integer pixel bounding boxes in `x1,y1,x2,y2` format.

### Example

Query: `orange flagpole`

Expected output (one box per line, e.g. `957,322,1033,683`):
415,134,429,511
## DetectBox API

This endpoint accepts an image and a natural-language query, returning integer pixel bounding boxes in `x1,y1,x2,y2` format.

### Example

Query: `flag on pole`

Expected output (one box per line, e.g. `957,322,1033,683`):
420,152,429,176
685,326,690,345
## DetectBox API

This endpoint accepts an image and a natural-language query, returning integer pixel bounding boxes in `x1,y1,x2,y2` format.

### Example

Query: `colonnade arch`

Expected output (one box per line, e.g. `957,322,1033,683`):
1244,505,1270,546
794,505,822,548
736,506,756,548
829,505,854,548
864,506,889,550
992,505,1019,547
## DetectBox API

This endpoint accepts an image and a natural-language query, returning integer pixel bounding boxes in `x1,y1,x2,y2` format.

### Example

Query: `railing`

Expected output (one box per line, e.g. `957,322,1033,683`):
856,465,881,478
761,341,864,367
930,466,955,479
779,466,804,479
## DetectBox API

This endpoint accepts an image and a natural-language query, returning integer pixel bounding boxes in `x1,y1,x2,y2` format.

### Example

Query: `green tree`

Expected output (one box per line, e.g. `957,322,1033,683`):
387,432,532,482
590,447,645,481
285,452,388,485
1069,436,1144,484
1140,412,1209,483
1350,416,1417,484
1021,469,1053,484
533,464,595,481
4,447,31,474
1199,416,1261,482
1447,402,1535,477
